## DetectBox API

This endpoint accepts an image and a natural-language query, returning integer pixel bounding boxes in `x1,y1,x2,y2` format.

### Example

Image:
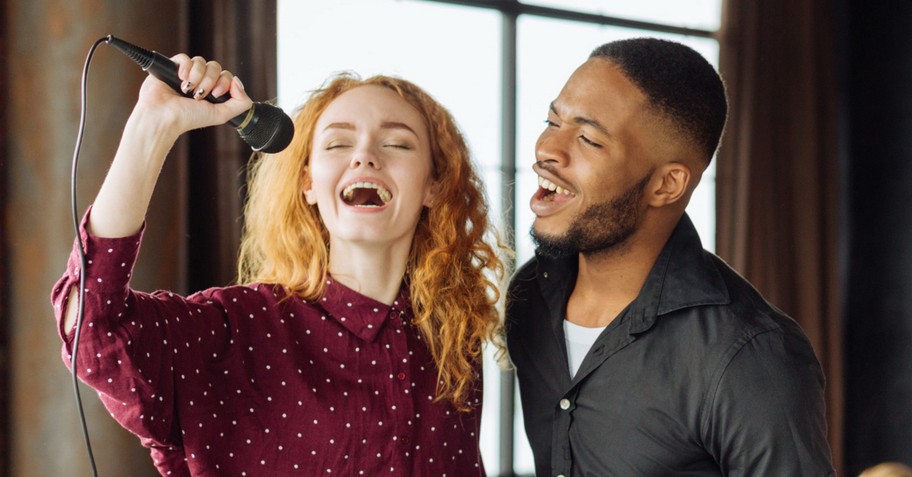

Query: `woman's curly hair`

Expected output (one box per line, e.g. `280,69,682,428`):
238,73,507,410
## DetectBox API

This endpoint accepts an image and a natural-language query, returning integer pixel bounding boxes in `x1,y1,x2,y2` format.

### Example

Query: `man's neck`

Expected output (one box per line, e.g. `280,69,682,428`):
566,245,657,328
566,219,676,328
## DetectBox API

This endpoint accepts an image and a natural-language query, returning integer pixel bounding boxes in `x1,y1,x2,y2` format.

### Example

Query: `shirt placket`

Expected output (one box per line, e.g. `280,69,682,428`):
386,305,415,472
551,386,579,477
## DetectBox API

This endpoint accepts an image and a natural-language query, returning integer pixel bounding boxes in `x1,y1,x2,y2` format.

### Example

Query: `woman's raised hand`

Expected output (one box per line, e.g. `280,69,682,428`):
132,53,254,141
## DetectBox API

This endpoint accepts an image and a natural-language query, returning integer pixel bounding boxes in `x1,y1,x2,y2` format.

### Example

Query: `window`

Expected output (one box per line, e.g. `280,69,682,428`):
277,2,720,474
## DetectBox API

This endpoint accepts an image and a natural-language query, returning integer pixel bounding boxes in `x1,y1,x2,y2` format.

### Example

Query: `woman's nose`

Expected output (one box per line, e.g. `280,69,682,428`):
350,147,380,169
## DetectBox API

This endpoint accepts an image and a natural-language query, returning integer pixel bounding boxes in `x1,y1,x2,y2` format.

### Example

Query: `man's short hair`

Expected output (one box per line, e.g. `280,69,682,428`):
590,38,728,162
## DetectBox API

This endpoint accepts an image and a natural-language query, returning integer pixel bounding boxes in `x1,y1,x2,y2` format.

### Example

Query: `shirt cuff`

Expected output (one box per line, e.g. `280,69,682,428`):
67,206,146,294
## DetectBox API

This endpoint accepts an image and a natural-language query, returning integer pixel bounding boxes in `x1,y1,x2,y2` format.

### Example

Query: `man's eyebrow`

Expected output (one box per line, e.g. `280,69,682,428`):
550,102,611,137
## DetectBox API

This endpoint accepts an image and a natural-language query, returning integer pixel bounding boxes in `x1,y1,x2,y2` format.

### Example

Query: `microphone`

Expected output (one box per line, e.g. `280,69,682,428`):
105,35,294,154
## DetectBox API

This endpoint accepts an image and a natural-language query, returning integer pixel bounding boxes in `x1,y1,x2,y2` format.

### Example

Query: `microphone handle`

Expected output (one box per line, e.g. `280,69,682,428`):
105,35,292,153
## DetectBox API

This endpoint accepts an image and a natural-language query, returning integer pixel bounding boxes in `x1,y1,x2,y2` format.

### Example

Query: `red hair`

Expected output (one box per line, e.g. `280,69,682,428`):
238,73,506,410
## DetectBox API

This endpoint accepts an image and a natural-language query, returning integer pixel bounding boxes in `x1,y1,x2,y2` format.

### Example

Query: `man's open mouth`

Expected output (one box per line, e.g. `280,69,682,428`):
537,176,575,201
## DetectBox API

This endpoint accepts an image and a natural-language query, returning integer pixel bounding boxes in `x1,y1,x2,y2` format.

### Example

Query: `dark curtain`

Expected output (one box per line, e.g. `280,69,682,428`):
0,0,8,475
840,0,912,473
716,0,843,474
1,1,276,475
185,1,279,291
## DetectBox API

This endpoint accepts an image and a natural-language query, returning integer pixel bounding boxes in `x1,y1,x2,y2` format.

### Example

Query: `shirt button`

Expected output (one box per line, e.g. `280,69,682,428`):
397,372,406,381
559,398,571,410
556,474,566,477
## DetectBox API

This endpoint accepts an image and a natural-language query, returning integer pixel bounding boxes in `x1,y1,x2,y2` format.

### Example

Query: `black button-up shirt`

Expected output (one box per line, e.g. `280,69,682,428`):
506,214,834,476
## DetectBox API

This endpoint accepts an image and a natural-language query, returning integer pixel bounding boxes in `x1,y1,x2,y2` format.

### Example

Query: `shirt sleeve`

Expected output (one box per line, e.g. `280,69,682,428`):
49,208,232,449
701,325,836,476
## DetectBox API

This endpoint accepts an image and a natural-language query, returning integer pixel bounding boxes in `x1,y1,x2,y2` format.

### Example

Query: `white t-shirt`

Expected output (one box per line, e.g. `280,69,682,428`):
563,319,607,377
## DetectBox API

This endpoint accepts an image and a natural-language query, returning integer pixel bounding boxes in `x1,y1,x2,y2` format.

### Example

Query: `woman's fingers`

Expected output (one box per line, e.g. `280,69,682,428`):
149,53,252,130
209,69,235,99
171,53,199,94
171,55,223,99
190,57,221,99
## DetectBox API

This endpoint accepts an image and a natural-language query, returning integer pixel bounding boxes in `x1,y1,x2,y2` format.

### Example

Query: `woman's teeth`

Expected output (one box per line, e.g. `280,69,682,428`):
342,182,392,206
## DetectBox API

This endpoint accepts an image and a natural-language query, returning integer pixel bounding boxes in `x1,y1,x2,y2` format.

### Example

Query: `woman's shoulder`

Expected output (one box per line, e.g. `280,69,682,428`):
189,282,293,309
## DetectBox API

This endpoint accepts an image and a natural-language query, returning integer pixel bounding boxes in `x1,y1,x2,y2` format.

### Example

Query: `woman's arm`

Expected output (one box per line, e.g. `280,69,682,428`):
63,54,252,332
90,54,252,238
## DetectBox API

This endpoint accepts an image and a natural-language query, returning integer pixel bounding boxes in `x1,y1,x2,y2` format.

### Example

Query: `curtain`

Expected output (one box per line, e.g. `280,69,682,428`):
716,0,843,474
185,0,279,290
0,0,9,475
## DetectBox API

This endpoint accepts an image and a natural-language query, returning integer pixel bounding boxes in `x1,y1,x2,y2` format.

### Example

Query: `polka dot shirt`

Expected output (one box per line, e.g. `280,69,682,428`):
51,212,486,476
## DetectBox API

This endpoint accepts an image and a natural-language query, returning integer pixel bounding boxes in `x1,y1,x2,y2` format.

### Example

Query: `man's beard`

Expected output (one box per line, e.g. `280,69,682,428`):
532,170,652,259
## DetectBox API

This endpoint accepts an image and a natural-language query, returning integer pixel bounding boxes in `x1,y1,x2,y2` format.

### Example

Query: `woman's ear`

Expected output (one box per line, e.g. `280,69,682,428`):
304,187,317,205
648,162,691,207
422,179,441,208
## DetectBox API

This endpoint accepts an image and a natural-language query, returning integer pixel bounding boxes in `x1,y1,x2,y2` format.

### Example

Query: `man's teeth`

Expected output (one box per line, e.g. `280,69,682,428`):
342,182,392,204
538,176,573,196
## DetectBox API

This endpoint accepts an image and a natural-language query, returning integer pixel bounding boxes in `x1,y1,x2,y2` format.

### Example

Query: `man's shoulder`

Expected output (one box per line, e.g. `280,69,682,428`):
509,257,540,289
506,257,543,316
705,255,801,332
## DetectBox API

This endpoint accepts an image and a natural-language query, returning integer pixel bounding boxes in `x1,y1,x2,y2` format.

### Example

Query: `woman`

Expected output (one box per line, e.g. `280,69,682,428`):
52,54,504,476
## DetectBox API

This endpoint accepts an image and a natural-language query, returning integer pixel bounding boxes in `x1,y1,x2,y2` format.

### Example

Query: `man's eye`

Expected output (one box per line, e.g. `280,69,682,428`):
544,119,558,127
579,135,602,148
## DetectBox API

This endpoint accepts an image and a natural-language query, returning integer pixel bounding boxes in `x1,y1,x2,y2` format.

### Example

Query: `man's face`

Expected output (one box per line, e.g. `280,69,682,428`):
530,58,658,257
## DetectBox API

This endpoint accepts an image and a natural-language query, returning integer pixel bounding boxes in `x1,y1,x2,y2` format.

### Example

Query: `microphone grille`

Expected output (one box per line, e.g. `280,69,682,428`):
236,103,295,154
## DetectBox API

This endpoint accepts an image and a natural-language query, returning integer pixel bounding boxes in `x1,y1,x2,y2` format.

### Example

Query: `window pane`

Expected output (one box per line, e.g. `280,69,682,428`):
520,0,722,31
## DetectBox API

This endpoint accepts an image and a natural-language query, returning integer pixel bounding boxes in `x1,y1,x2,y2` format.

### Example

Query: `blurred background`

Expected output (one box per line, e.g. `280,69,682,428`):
1,0,910,475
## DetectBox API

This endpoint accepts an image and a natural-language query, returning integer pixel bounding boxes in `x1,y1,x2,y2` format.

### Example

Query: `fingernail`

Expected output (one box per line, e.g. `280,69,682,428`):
182,81,193,94
193,88,205,99
234,77,245,91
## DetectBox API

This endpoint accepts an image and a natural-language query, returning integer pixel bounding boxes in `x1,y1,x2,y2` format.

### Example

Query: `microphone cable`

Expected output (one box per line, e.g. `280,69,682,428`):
68,36,107,477
68,34,291,476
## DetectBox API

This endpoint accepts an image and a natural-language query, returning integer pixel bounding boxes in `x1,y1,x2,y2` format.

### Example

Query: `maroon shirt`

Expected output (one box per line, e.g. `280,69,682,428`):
51,212,485,476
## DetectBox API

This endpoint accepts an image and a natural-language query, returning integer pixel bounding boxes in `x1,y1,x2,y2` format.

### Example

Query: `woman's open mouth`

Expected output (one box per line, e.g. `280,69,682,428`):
341,182,392,207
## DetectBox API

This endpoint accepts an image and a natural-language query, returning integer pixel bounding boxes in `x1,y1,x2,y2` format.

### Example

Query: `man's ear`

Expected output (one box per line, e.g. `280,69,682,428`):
648,162,691,207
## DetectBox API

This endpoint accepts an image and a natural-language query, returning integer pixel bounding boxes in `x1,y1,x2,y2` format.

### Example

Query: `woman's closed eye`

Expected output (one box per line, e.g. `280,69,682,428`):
325,141,351,150
384,143,413,150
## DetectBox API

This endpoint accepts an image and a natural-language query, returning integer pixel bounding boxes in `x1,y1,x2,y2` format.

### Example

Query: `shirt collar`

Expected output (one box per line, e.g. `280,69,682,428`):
629,213,730,333
317,276,410,342
535,213,730,335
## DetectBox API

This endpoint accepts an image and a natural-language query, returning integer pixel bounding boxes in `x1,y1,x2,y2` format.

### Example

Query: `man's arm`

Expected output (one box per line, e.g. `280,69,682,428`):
702,327,836,476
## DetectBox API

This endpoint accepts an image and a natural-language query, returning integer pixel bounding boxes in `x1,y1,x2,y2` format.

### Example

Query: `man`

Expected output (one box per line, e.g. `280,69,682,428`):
506,38,835,476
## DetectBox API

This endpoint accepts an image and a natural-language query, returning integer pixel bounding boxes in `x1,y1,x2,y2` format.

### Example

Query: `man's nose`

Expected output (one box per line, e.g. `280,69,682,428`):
535,129,570,166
